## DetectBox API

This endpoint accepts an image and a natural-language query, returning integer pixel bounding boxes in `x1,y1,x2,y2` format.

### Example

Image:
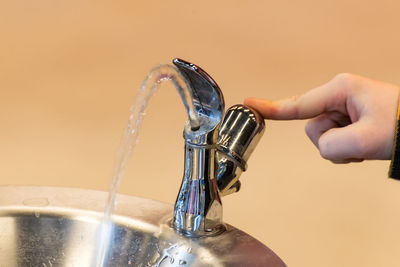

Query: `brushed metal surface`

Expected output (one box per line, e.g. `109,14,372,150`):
0,186,285,266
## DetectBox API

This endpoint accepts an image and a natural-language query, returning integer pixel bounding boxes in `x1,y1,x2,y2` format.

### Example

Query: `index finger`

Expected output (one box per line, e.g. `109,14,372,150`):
244,74,351,120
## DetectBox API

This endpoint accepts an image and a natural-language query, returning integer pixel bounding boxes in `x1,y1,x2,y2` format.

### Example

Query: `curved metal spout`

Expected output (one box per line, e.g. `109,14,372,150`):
173,59,226,237
173,58,224,131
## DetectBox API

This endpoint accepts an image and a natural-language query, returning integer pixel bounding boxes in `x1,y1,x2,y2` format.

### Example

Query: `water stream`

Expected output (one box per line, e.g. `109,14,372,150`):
95,64,201,267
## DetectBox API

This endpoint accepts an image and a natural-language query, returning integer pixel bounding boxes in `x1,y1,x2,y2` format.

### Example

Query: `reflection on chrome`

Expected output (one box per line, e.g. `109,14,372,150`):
172,59,265,237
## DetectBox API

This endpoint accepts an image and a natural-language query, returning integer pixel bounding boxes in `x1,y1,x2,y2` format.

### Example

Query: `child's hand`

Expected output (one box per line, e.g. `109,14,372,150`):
245,73,400,163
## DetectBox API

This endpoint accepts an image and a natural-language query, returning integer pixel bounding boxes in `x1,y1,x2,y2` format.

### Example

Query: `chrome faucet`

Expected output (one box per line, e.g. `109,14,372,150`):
172,59,265,237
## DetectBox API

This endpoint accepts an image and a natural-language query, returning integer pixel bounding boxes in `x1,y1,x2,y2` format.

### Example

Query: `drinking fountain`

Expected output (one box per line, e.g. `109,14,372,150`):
0,59,286,266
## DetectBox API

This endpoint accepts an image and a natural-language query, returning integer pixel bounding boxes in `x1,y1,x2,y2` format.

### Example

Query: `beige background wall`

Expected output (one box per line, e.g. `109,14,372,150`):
1,1,400,266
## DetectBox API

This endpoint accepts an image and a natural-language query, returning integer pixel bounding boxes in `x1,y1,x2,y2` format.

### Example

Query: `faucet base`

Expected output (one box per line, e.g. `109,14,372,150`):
171,219,226,238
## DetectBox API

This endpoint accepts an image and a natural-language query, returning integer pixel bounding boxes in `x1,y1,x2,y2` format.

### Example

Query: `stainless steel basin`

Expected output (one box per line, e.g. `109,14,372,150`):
0,186,285,266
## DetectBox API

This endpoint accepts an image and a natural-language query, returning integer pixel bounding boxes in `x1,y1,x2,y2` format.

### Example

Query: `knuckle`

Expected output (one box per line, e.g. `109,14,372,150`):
304,121,314,137
288,95,303,119
290,95,301,103
332,73,357,90
318,138,331,160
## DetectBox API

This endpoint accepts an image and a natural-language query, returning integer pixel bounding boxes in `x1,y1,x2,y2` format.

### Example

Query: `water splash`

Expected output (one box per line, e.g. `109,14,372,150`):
154,244,178,267
95,64,201,267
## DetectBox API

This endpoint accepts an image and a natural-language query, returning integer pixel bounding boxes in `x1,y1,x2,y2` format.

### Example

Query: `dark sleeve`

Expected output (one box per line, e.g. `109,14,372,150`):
389,99,400,179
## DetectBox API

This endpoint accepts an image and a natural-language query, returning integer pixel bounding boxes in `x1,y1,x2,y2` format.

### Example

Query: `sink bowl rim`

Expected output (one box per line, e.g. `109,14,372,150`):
0,185,286,267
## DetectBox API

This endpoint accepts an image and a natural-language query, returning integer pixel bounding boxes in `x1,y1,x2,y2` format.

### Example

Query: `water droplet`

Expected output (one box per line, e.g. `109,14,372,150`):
169,257,174,264
34,211,40,218
128,260,131,265
179,260,187,265
187,247,192,254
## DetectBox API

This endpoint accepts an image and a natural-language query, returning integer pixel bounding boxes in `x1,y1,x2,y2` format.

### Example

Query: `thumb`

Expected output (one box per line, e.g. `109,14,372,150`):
318,120,369,161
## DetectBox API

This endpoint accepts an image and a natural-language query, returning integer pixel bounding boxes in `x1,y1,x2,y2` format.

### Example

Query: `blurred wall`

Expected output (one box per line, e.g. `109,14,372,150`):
1,1,400,266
